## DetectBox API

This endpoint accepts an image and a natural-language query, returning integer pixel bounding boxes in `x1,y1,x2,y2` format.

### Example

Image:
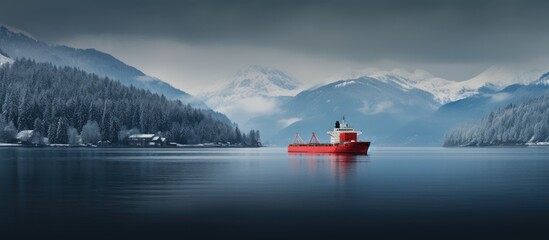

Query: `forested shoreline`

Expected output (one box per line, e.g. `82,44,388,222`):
0,59,261,146
444,92,549,146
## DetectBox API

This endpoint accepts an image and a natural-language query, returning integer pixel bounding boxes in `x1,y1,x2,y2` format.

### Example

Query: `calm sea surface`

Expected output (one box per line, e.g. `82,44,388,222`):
1,147,548,239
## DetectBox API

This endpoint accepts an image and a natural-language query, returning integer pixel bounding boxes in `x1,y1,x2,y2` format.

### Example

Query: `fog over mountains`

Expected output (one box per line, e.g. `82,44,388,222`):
202,65,301,125
205,64,547,146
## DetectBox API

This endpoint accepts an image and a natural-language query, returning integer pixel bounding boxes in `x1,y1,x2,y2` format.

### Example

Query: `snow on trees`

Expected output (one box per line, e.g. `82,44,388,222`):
81,120,101,145
444,93,549,146
67,127,79,146
0,59,259,146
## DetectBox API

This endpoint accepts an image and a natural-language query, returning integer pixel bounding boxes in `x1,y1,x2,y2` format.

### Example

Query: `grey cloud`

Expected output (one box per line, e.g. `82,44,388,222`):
2,0,549,74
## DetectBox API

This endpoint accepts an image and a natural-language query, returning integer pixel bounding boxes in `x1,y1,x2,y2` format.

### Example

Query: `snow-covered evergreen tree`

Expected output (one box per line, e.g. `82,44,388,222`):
54,117,69,144
81,120,101,145
2,121,17,142
17,90,32,129
67,127,79,146
0,114,8,141
444,93,549,146
47,123,56,144
33,118,45,135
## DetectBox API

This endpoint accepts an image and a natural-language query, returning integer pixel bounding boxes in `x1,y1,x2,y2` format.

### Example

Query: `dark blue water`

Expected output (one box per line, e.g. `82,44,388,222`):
1,147,548,239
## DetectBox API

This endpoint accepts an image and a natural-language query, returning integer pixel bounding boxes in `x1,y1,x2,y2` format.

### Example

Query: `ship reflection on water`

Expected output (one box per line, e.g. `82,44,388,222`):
287,153,366,182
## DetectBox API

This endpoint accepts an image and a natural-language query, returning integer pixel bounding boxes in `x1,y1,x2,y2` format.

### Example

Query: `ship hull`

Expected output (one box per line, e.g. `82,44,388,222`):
288,141,370,155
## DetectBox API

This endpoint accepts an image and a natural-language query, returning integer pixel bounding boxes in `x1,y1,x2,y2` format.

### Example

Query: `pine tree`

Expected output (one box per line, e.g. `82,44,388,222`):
249,130,256,146
67,127,79,145
33,118,45,134
242,133,247,146
255,130,261,146
0,114,7,141
2,121,17,142
47,123,57,144
81,120,102,144
55,117,69,144
234,126,242,144
17,90,33,129
2,92,18,125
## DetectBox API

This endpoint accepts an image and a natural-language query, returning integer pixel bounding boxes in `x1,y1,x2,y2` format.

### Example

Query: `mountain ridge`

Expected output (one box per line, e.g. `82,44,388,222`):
0,25,206,108
257,67,548,145
256,75,440,145
328,67,544,104
387,76,549,146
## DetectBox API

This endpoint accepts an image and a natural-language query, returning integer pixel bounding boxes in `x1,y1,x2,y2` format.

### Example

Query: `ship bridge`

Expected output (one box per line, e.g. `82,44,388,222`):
327,117,362,144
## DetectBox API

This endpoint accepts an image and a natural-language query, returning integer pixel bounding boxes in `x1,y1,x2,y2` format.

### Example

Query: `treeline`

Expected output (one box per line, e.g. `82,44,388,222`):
0,59,261,146
444,93,549,146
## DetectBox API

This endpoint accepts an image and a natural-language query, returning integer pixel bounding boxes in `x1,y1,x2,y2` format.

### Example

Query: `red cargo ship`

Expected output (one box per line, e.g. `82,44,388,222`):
288,117,370,155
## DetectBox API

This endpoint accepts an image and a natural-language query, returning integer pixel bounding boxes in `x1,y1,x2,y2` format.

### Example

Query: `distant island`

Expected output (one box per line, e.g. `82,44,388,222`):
0,60,261,148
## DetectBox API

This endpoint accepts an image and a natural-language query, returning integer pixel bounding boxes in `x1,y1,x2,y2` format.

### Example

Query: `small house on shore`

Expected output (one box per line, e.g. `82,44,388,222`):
128,134,167,147
16,130,43,145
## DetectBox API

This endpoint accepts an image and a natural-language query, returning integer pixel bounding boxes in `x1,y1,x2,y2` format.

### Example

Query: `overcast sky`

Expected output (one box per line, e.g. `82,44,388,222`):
2,0,549,94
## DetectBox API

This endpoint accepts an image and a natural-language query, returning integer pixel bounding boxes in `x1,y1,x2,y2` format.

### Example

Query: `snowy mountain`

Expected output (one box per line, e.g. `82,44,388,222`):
203,65,301,127
0,25,206,108
254,76,440,145
387,72,549,146
259,67,547,145
328,68,456,103
207,64,300,100
535,72,549,85
329,67,544,104
200,63,545,145
0,49,12,65
462,66,543,88
445,66,544,100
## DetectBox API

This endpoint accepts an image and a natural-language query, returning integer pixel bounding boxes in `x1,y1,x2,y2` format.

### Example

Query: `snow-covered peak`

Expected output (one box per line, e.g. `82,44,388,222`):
202,65,301,127
331,68,450,88
330,68,434,83
434,65,544,102
533,72,549,85
0,51,13,65
334,80,357,88
329,68,455,103
366,68,434,83
328,66,545,104
219,64,301,97
0,24,37,41
458,66,542,90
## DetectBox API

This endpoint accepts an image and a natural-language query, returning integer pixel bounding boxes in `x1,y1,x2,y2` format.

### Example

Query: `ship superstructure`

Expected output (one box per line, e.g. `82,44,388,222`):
327,117,362,144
